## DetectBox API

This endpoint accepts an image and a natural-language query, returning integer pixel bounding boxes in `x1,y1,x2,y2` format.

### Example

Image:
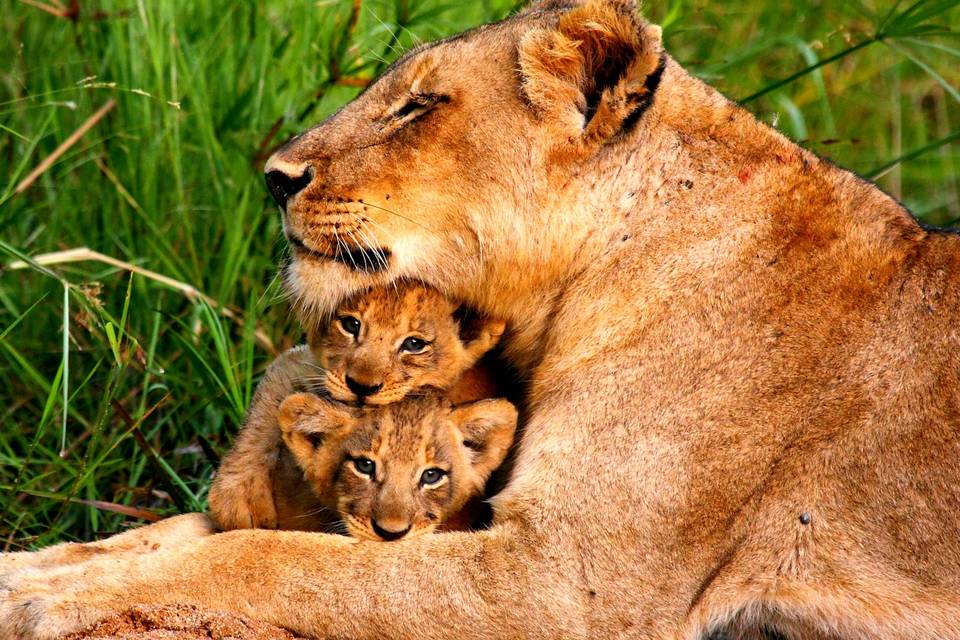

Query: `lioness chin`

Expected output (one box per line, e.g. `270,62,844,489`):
3,1,960,639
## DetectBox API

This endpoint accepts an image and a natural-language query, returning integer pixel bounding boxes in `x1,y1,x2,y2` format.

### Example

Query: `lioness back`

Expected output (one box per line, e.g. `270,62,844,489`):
208,281,506,531
277,392,517,540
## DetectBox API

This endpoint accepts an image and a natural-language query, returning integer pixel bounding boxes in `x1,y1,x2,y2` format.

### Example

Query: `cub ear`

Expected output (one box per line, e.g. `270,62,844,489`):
450,399,518,483
454,306,507,364
518,0,663,146
277,393,357,466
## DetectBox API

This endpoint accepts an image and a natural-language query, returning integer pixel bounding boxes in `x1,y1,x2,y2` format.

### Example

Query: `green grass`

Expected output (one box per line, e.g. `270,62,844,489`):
1,0,957,549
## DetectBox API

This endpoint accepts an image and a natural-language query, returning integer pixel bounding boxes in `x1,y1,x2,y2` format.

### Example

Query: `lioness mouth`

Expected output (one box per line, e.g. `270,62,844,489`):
287,234,391,273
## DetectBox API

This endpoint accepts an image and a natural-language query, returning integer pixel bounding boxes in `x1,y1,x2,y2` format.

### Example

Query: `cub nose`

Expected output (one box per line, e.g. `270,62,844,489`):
264,163,312,211
372,521,411,542
345,377,383,399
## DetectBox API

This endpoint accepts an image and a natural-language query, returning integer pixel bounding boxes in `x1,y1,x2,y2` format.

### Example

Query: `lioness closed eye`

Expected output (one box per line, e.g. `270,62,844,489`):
208,280,506,532
276,392,517,541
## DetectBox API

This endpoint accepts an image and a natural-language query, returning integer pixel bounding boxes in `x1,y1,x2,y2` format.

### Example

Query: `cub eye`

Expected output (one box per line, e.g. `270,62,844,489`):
339,316,361,337
420,468,446,486
353,457,375,477
399,336,429,354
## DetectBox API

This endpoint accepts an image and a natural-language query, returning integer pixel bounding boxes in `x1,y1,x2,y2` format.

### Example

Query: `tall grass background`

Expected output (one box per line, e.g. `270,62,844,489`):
1,0,957,548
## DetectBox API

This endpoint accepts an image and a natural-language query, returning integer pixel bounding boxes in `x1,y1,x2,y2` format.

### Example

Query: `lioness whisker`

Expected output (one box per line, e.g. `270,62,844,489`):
346,228,375,273
355,219,390,271
355,218,399,297
360,201,439,236
334,229,360,272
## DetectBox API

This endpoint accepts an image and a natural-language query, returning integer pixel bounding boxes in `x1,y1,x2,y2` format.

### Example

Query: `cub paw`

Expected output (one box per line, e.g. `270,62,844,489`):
209,473,279,531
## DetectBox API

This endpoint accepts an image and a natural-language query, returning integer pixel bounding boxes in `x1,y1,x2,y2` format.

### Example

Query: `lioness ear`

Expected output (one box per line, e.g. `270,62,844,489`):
450,399,518,483
277,393,357,466
518,0,663,145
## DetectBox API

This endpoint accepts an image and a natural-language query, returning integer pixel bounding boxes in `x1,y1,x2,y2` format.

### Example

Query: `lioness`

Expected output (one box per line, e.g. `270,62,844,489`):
277,391,517,539
208,280,505,531
4,0,960,638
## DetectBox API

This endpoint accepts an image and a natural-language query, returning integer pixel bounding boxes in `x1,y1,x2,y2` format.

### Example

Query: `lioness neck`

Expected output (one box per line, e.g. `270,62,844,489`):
495,59,930,398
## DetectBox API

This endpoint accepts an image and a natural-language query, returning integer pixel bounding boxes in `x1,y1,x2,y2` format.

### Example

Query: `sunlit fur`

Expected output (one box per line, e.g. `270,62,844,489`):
8,1,960,638
310,280,505,406
269,0,665,370
206,282,504,532
276,392,517,542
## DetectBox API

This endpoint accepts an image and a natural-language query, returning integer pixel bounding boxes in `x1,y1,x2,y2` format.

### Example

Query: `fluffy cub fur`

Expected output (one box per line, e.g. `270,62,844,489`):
276,392,517,540
208,281,505,531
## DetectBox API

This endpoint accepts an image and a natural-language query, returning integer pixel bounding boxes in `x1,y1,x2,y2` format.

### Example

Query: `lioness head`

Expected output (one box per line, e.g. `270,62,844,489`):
265,0,664,320
310,280,505,405
277,392,517,541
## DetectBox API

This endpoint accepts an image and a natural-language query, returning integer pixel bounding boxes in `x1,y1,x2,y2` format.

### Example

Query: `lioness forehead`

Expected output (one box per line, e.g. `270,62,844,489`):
369,17,531,92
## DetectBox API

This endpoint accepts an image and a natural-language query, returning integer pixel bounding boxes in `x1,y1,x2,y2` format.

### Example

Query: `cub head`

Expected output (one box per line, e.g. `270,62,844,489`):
265,0,665,320
277,392,517,541
309,280,505,405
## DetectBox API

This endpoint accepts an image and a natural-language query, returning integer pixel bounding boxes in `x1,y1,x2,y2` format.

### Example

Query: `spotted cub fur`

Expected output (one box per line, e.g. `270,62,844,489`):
208,281,505,531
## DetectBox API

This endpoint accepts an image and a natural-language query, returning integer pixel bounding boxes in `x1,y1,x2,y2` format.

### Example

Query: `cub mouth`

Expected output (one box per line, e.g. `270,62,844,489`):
286,233,391,274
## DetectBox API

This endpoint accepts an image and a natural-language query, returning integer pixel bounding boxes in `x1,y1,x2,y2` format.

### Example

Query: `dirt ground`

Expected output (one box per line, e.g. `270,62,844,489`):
65,605,307,640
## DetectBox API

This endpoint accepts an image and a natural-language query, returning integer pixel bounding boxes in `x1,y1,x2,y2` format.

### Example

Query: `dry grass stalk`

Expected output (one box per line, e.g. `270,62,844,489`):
6,247,277,353
14,99,116,194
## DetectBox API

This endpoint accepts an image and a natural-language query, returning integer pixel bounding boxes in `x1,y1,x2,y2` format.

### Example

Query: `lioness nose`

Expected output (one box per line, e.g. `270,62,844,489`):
345,377,383,399
264,160,312,211
372,520,411,542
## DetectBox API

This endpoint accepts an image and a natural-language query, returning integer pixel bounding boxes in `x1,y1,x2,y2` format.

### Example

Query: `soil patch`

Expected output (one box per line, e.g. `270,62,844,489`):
64,604,307,640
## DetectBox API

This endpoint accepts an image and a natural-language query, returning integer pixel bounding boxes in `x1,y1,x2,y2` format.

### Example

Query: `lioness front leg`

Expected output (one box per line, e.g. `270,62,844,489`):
0,523,585,640
0,513,214,574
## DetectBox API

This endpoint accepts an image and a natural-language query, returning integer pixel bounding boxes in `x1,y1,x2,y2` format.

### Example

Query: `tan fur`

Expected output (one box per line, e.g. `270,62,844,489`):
311,280,504,406
5,1,960,638
208,281,504,531
277,392,516,540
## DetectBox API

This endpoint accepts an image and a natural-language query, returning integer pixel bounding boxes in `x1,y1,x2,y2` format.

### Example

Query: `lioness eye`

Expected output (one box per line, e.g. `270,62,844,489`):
339,316,361,337
353,457,375,476
394,99,425,119
399,336,429,353
392,93,439,120
420,468,446,486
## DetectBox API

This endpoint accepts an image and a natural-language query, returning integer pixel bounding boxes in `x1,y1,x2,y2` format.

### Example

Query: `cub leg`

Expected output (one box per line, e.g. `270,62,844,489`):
208,345,319,530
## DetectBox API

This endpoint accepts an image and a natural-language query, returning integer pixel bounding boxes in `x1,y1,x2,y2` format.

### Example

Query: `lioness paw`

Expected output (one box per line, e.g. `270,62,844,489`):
0,568,108,640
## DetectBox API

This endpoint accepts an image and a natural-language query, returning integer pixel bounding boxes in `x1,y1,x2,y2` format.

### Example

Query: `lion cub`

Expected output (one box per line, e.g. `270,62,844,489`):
209,281,506,531
276,392,517,540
